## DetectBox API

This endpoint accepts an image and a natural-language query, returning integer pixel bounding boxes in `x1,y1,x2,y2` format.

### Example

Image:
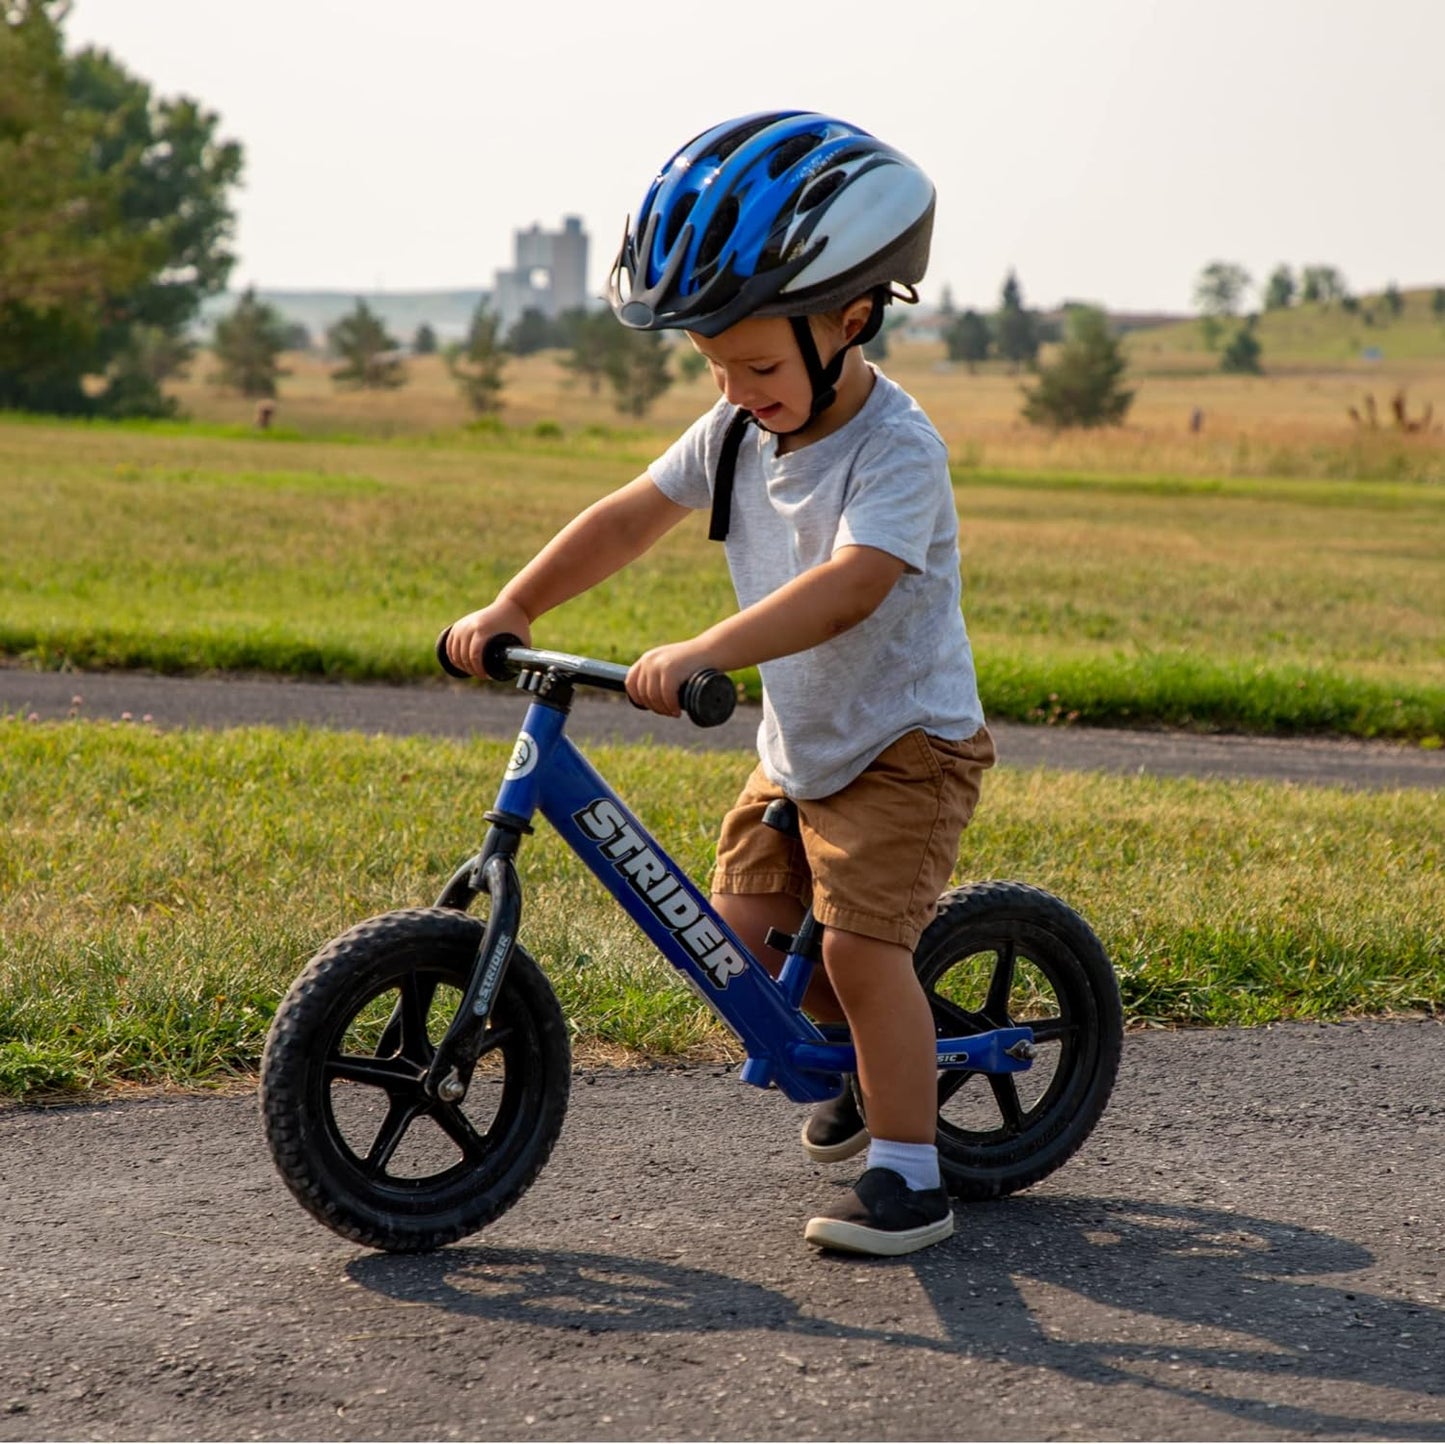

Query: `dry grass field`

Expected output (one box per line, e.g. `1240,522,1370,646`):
166,336,1445,485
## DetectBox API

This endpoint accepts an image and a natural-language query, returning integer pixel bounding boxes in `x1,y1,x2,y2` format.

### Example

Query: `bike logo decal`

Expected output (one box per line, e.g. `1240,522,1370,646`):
505,732,538,780
572,798,746,989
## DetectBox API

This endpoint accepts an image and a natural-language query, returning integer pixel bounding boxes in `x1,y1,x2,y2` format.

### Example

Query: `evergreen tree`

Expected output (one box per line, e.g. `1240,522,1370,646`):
560,308,618,394
1021,306,1133,429
995,270,1038,369
1220,317,1263,375
1382,282,1404,319
1433,288,1445,322
447,302,506,414
1300,265,1347,305
212,287,291,398
505,307,562,355
412,322,438,355
328,300,406,389
605,329,672,417
944,309,991,369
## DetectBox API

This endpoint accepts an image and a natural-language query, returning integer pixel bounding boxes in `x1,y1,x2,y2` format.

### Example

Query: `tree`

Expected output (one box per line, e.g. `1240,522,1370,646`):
1020,306,1133,429
944,309,991,369
1263,264,1295,310
212,287,291,398
1382,282,1404,319
505,307,562,356
1194,261,1252,318
995,271,1038,369
328,300,406,389
447,302,507,415
559,308,619,394
1220,317,1263,375
412,322,438,355
1433,288,1445,322
0,3,243,416
1300,265,1347,305
605,329,673,417
101,325,193,418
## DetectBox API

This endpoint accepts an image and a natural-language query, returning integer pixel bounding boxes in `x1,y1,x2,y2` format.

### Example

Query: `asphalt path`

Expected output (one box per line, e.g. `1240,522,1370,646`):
3,665,1443,790
2,669,1443,1439
2,1022,1443,1441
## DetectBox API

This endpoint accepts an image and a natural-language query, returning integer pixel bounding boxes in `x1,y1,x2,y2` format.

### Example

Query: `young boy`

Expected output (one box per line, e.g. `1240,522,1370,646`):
445,111,993,1257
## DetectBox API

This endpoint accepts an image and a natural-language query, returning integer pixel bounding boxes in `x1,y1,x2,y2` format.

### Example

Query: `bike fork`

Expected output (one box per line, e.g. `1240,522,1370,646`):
424,840,523,1102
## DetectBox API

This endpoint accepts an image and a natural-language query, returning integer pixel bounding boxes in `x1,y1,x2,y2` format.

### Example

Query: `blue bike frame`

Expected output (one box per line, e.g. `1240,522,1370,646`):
436,691,1036,1107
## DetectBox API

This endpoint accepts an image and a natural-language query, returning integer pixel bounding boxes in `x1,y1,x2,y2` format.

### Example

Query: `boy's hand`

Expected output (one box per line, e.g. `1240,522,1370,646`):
445,597,532,678
626,641,713,717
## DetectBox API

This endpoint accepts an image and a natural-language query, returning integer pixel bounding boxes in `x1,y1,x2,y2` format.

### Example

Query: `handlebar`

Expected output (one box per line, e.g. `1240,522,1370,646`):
435,628,737,729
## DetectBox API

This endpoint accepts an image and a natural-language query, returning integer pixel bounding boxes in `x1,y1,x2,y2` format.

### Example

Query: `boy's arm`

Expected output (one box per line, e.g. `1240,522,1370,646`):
445,473,691,678
626,544,907,716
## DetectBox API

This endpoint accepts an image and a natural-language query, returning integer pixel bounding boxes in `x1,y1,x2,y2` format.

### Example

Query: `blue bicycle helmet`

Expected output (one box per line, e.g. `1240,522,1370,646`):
608,110,934,338
610,112,935,540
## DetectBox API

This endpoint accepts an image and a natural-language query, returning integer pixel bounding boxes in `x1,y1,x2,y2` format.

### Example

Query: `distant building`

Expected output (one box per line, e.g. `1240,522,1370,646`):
492,216,589,332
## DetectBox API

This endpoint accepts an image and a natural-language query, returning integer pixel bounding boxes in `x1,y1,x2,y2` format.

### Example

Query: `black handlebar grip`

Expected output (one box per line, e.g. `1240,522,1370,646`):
680,669,736,728
481,632,525,681
435,627,470,679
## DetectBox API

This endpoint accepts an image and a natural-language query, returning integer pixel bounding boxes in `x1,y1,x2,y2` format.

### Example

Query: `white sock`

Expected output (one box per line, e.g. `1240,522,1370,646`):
866,1138,941,1192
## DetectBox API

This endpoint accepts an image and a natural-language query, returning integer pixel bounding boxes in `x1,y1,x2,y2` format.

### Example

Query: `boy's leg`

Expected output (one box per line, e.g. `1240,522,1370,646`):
819,927,937,1144
802,923,953,1256
711,891,844,1023
713,890,866,1161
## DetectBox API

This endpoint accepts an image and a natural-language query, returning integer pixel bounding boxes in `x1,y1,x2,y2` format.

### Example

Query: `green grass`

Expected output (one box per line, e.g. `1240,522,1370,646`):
2,416,1443,740
1,719,1440,1098
1127,286,1445,368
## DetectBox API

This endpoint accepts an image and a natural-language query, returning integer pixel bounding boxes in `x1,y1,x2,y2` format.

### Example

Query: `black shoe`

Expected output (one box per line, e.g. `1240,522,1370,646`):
800,1083,869,1163
804,1168,954,1256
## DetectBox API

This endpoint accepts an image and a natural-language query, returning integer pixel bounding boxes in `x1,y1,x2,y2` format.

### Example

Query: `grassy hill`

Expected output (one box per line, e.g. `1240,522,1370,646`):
1127,285,1445,371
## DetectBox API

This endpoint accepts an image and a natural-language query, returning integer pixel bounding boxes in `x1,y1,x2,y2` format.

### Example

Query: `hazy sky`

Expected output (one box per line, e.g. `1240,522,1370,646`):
63,0,1445,313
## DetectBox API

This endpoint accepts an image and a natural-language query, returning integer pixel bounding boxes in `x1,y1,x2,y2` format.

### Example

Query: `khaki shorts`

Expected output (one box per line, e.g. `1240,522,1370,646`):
711,727,996,950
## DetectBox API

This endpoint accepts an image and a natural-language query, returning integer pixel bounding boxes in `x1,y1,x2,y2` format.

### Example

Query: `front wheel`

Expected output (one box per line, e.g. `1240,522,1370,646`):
913,881,1122,1200
260,907,570,1251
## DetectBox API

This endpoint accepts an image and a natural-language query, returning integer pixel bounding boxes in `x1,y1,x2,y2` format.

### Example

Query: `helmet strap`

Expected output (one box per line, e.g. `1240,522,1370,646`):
708,287,891,543
787,286,889,422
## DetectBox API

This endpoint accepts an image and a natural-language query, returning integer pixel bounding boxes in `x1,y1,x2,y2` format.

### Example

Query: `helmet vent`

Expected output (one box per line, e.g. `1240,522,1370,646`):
767,131,821,179
696,196,739,273
662,189,697,254
797,170,844,213
711,115,775,164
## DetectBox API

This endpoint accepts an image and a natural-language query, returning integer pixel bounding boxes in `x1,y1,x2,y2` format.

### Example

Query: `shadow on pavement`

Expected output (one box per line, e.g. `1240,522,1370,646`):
348,1195,1442,1440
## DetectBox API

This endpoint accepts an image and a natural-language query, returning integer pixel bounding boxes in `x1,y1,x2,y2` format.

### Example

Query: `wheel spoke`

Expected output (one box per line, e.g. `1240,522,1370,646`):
983,940,1017,1022
988,1073,1027,1135
927,988,988,1038
432,1101,491,1163
363,1098,423,1176
376,972,439,1059
325,1052,425,1091
1026,1014,1071,1043
395,972,436,1066
473,1023,515,1060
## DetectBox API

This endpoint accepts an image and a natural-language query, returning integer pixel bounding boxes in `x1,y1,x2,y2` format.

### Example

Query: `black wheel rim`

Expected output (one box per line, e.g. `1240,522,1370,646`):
314,960,538,1197
920,920,1098,1153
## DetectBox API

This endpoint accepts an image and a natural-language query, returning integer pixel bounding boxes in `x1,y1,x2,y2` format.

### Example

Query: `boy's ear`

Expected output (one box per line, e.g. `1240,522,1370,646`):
840,294,877,345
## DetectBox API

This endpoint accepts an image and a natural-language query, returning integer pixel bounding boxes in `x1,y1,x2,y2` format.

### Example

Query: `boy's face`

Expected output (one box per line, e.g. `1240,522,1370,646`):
685,315,841,435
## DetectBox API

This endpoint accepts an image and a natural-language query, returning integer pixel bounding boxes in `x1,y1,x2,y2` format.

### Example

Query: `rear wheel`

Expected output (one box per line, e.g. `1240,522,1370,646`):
261,907,570,1251
913,882,1122,1199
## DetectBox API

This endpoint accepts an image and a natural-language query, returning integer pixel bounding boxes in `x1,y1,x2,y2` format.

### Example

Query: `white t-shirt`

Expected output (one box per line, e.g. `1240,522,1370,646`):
649,369,985,799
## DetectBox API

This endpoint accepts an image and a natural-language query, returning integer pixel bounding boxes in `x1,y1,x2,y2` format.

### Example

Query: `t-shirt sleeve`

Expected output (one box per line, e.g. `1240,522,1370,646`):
648,400,729,511
833,418,951,574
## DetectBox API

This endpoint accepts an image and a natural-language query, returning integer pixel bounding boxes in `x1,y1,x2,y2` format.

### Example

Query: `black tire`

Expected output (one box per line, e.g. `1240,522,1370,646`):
912,881,1122,1200
260,907,570,1252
